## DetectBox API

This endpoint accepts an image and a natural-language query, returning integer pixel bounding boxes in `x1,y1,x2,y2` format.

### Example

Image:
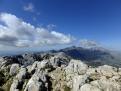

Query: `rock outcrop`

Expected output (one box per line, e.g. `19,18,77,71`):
0,52,121,91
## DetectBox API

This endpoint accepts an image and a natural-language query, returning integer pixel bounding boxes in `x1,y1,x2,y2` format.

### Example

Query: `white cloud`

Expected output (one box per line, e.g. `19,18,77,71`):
0,13,74,48
47,24,56,30
23,3,34,12
79,39,100,48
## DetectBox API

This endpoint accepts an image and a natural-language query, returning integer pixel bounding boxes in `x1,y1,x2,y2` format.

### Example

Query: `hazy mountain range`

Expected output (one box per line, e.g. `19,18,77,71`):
57,46,121,67
0,45,121,67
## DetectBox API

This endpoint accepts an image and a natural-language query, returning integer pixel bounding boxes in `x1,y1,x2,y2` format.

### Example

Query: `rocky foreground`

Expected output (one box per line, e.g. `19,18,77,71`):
0,52,121,91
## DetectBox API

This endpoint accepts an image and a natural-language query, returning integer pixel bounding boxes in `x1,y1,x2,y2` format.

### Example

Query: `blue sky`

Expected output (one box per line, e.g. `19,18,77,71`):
0,0,121,51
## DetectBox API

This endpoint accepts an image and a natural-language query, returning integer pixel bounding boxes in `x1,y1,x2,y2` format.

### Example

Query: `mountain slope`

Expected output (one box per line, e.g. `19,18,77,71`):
56,46,121,67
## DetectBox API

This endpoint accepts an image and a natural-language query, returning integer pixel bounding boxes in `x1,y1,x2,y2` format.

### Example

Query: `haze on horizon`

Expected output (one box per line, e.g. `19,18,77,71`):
0,0,121,52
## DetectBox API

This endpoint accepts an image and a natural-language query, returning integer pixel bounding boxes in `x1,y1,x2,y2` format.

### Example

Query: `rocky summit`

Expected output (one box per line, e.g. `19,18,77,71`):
0,52,121,91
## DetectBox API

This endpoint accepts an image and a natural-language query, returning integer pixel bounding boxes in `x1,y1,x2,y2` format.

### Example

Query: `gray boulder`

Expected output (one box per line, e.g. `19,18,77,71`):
65,59,88,75
80,84,101,91
96,65,118,78
72,75,89,91
10,64,19,76
16,67,27,81
24,70,47,91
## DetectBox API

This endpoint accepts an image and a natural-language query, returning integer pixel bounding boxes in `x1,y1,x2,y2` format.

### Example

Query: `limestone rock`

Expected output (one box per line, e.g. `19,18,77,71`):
10,63,19,76
16,67,27,81
72,75,89,91
65,59,88,75
91,79,121,91
24,70,47,91
0,52,121,91
24,79,45,91
97,65,118,78
10,79,19,91
80,84,101,91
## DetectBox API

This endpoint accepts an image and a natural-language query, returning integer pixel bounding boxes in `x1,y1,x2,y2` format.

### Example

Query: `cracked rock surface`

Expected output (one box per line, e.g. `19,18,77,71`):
0,52,121,91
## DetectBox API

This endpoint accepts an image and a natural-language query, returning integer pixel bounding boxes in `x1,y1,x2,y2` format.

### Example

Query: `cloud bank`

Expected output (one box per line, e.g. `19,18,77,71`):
0,13,74,48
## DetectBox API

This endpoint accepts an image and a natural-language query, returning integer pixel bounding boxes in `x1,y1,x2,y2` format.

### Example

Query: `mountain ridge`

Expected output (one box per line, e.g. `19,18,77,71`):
0,50,121,91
